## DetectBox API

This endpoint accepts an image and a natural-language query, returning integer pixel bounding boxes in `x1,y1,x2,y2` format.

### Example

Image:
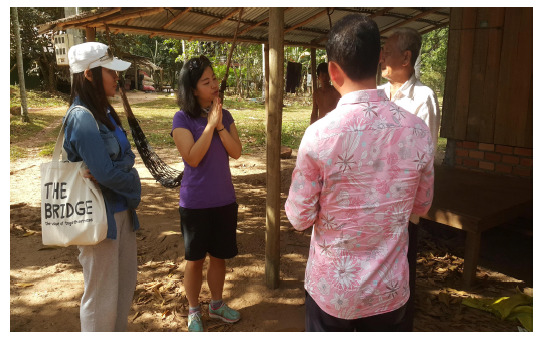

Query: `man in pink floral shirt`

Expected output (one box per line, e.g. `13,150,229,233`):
285,14,434,332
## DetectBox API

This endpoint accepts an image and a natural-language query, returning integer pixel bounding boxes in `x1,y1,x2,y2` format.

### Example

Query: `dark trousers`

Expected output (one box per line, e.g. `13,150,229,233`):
396,221,418,332
305,290,406,332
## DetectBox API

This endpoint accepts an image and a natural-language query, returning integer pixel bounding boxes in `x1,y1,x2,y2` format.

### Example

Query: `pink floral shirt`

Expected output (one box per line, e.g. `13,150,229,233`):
285,89,434,319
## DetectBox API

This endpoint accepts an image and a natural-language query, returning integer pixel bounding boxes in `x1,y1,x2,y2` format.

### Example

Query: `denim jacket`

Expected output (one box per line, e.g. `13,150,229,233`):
62,96,141,239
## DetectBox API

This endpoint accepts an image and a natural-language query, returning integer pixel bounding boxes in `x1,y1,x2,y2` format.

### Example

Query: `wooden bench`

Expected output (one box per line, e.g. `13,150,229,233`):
420,165,532,289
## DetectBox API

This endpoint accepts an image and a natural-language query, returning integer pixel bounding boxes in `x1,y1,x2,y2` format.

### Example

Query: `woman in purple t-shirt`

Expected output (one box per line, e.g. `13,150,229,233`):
171,55,242,332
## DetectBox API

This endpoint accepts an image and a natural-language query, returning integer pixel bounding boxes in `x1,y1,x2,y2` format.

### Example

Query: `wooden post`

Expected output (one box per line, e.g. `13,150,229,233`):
265,8,284,289
264,43,269,133
462,232,481,289
85,26,96,42
310,47,317,95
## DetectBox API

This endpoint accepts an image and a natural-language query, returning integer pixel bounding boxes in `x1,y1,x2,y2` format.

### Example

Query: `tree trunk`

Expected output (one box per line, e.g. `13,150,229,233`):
11,7,29,122
40,52,56,93
232,66,239,95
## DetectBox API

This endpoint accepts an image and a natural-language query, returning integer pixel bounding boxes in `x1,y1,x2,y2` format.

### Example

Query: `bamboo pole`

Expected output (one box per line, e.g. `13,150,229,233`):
11,7,29,122
265,7,284,290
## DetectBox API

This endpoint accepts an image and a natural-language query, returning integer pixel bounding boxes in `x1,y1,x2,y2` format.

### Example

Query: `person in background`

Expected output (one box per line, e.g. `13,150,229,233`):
285,14,434,332
171,55,243,332
310,62,341,124
379,27,440,332
64,42,141,332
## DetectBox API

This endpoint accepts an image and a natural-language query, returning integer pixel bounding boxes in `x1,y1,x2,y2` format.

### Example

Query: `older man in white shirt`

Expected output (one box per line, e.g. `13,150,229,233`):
379,28,440,148
378,27,440,332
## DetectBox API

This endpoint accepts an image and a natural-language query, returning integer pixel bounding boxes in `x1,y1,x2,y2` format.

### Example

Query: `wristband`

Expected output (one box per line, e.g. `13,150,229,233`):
217,126,225,132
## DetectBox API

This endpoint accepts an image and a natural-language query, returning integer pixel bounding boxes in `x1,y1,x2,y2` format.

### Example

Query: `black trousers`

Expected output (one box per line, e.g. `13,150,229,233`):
305,290,406,332
396,221,418,332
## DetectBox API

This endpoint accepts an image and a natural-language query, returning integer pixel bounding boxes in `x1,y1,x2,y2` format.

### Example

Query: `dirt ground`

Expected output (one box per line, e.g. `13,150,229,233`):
10,105,531,332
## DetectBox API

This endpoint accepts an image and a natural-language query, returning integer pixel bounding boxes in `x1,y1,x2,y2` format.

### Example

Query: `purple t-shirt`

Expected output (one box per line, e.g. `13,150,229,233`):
171,109,236,209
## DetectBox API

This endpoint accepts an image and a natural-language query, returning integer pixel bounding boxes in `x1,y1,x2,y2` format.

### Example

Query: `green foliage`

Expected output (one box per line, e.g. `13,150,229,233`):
420,27,448,95
10,7,68,91
437,137,447,152
10,7,63,61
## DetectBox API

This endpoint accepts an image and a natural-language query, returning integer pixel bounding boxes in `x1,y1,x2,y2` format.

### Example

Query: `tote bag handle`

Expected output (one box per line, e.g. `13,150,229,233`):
52,106,100,162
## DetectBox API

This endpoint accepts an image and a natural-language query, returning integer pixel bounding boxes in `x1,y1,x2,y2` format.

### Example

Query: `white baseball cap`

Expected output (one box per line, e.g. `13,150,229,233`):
68,42,131,74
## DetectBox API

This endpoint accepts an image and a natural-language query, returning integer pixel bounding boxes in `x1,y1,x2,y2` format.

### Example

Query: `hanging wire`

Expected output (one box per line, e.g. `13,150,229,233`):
327,8,334,29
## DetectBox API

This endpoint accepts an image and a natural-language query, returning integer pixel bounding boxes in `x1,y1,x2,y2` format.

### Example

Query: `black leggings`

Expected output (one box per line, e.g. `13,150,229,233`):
305,290,407,332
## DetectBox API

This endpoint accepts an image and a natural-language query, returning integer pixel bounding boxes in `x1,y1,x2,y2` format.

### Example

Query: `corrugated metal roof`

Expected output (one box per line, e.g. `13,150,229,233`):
38,7,450,48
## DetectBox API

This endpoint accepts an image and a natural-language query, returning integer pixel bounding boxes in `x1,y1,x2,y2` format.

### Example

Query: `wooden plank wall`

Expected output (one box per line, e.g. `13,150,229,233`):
441,8,533,148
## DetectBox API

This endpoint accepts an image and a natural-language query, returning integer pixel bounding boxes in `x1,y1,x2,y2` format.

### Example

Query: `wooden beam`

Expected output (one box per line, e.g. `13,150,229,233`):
162,7,191,29
369,7,394,18
62,8,150,28
311,34,327,45
93,7,166,27
57,7,121,27
284,8,330,34
266,7,284,290
380,8,440,35
103,24,326,49
418,21,449,35
201,8,242,34
238,8,293,36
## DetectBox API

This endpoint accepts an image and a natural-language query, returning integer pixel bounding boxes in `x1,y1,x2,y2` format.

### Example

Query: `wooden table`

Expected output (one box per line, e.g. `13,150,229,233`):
420,165,532,289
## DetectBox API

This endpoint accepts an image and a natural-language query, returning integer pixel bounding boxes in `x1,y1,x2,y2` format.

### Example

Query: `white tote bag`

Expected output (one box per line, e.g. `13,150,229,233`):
40,106,108,246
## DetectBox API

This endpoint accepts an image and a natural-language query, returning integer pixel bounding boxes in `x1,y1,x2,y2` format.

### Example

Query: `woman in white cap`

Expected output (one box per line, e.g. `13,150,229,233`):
64,42,141,332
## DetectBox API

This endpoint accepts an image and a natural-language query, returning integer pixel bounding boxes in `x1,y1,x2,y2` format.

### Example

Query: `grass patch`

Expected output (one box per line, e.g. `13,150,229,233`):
10,146,26,161
10,110,65,144
119,97,311,153
10,85,69,109
39,141,57,157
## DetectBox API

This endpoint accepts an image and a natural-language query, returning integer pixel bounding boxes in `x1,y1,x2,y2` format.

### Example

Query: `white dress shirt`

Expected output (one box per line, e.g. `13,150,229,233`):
378,74,440,153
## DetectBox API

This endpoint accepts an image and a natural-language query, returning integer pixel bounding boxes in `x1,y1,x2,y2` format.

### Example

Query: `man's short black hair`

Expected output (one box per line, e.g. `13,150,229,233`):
326,14,380,81
316,62,328,76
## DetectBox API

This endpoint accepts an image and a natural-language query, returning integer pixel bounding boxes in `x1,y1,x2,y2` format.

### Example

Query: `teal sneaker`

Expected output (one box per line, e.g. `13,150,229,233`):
209,303,241,323
188,311,203,332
